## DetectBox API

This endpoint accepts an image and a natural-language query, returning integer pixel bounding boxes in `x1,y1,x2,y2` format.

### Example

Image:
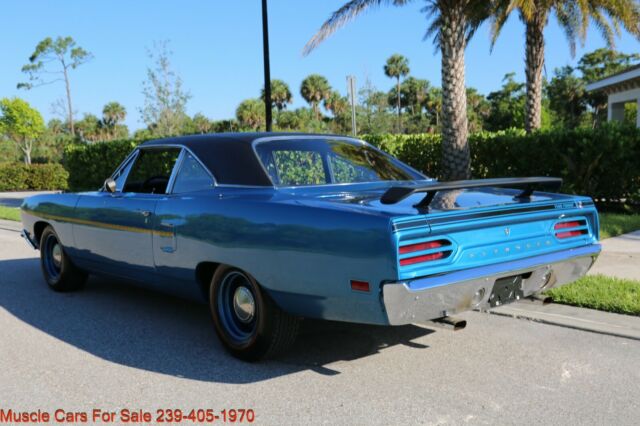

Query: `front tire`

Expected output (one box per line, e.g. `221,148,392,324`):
209,266,299,361
40,226,87,292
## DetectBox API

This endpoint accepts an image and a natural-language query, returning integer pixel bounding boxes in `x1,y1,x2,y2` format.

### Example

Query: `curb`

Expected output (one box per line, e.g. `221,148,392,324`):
0,219,21,233
490,302,640,341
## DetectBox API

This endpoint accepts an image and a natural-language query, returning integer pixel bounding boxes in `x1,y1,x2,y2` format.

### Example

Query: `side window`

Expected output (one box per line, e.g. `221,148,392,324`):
171,152,214,193
113,154,136,192
123,148,181,194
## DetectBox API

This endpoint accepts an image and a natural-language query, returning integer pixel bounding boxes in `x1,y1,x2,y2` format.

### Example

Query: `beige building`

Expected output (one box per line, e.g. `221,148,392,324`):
586,64,640,128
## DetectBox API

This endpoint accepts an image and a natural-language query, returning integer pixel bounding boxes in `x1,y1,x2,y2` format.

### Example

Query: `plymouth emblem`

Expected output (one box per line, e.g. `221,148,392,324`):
504,228,511,236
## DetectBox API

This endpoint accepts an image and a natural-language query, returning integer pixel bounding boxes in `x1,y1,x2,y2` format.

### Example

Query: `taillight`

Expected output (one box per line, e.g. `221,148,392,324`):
554,220,588,239
400,252,445,266
399,240,444,254
398,239,452,266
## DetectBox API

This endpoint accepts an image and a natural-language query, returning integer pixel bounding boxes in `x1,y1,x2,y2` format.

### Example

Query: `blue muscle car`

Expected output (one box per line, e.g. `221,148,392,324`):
20,133,601,360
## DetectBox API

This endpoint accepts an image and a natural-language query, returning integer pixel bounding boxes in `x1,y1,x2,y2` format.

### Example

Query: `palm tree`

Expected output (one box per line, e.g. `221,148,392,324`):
304,1,491,180
102,101,126,139
261,79,293,111
300,74,331,120
236,99,266,130
102,102,126,127
324,90,349,117
384,54,410,132
491,0,640,133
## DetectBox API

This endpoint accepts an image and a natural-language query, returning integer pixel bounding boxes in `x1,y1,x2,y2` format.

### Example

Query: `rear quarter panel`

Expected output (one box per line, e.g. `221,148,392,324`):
154,190,397,324
21,193,81,249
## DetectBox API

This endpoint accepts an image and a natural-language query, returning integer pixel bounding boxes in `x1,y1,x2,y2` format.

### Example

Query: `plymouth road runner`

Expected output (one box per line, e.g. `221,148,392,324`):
20,133,601,360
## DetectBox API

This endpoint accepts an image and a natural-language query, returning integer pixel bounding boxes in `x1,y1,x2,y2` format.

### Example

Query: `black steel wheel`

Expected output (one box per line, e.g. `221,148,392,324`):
209,266,299,361
39,226,87,292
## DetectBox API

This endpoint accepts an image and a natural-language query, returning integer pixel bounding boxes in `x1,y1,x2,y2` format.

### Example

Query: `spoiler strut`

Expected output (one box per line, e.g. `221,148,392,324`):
380,177,563,208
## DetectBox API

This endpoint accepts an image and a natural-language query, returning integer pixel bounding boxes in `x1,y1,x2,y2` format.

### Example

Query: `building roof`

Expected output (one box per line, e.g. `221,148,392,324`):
586,64,640,93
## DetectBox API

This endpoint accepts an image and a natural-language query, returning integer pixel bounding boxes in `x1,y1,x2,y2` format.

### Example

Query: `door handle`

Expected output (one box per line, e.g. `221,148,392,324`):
137,210,152,217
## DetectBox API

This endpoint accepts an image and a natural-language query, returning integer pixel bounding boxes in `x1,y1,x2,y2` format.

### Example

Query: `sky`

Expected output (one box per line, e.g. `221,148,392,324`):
1,0,638,131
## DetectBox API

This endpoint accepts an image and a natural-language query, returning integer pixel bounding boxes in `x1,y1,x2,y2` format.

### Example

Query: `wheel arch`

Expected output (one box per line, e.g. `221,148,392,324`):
33,221,51,246
195,261,222,300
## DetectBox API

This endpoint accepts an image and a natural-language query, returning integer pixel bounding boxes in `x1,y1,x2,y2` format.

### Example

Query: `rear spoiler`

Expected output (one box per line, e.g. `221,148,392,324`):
380,177,563,208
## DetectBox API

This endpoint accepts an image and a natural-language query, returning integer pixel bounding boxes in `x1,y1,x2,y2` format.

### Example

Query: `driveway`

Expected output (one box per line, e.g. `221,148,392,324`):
1,227,639,425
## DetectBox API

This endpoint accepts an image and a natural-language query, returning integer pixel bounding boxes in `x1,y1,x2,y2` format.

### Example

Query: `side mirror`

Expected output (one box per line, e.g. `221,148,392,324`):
104,178,117,193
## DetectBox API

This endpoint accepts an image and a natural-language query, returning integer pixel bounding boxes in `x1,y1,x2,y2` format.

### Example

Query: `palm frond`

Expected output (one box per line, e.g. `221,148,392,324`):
303,0,413,55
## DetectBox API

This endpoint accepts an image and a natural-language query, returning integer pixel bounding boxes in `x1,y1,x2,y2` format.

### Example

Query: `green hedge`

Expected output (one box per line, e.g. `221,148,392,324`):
63,139,139,191
0,163,69,191
364,124,640,202
61,124,640,201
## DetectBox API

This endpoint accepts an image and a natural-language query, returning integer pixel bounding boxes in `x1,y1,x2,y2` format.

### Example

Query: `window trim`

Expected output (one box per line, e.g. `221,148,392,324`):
107,144,219,195
167,148,216,194
251,135,426,188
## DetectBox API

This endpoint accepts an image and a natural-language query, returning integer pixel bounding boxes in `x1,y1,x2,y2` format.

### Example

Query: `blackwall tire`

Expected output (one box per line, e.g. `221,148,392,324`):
209,266,299,361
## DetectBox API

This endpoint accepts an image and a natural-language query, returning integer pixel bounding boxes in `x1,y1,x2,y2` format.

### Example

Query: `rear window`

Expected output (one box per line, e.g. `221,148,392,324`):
255,139,420,186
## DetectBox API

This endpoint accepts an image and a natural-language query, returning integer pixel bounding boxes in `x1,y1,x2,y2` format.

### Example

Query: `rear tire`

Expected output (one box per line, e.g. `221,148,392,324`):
209,266,299,361
40,226,87,292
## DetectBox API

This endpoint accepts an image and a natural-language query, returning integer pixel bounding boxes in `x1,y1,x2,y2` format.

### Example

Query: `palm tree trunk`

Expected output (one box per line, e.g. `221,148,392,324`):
524,10,546,133
439,1,470,181
396,77,401,133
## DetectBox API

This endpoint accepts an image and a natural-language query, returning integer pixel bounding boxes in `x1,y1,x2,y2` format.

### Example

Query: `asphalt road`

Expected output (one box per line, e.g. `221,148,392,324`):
1,227,639,425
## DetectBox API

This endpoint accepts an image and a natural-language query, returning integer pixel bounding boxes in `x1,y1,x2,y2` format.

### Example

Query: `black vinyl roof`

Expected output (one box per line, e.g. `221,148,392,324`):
142,132,345,186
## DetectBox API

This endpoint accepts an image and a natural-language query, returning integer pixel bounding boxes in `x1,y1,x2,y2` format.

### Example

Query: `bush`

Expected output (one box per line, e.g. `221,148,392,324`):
64,139,139,191
0,163,68,191
363,123,640,202
60,123,640,201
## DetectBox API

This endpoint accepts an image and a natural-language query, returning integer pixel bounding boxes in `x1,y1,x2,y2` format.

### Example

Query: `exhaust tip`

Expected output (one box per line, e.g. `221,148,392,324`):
431,316,467,331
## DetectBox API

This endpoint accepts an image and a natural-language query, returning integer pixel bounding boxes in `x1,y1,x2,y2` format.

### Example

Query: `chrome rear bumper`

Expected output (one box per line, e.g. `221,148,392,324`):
382,244,601,325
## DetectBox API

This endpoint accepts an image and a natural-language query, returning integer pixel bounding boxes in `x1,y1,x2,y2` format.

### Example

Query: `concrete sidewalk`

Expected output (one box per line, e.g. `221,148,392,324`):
589,230,640,280
0,219,21,232
491,301,640,341
0,190,59,208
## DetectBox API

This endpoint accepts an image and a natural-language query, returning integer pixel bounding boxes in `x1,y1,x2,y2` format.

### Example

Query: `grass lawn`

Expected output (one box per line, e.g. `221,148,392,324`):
547,274,640,316
599,212,640,239
0,206,20,222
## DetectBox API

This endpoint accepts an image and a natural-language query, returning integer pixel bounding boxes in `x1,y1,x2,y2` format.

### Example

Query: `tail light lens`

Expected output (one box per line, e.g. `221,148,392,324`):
398,239,452,266
554,220,588,239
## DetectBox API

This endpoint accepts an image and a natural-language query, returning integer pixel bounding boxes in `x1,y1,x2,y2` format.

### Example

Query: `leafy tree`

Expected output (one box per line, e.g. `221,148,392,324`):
384,54,410,131
17,36,92,135
358,79,395,134
425,86,443,129
578,48,640,125
324,91,349,116
47,119,64,134
275,110,303,131
400,77,430,116
546,66,587,129
485,73,526,131
140,41,191,137
236,99,266,130
304,0,492,180
75,113,102,142
324,91,351,132
300,74,331,120
0,98,45,164
261,79,293,111
466,87,490,132
491,0,640,133
192,113,213,134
